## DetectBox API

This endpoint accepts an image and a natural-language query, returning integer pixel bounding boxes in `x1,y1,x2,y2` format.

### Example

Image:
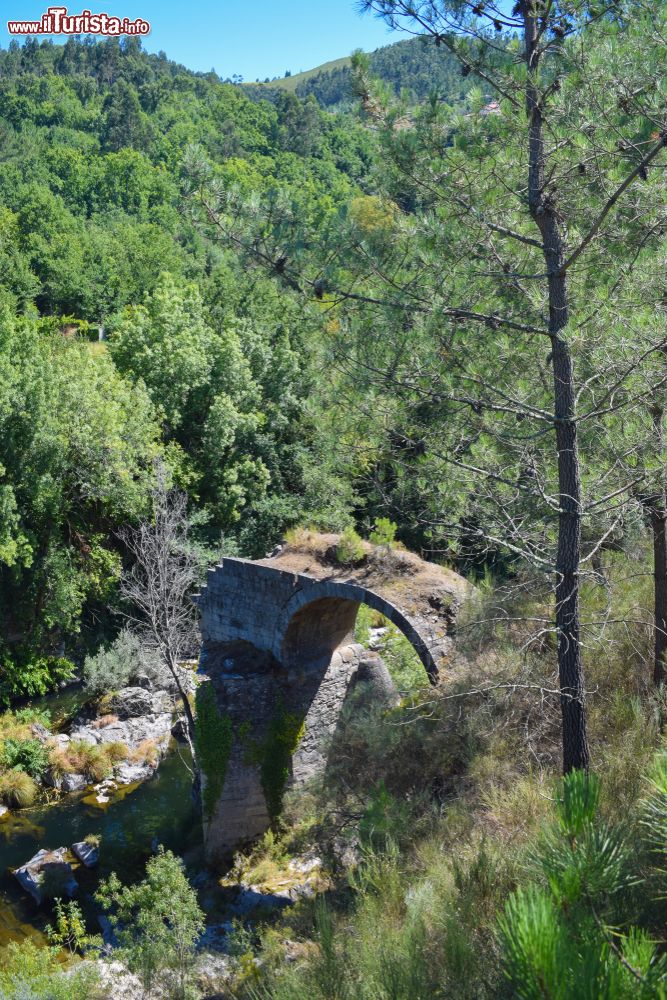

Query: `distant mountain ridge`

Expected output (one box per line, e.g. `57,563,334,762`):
245,36,473,109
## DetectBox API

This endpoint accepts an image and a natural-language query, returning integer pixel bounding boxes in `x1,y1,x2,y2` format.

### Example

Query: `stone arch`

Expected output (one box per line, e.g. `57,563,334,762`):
274,580,439,682
195,548,467,864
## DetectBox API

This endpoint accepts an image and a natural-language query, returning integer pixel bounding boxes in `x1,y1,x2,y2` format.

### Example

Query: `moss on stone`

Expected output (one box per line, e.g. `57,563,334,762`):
238,703,305,825
195,682,233,822
259,704,305,824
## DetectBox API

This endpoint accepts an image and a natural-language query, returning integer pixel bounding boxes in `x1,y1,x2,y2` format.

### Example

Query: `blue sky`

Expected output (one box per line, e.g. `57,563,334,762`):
2,0,398,80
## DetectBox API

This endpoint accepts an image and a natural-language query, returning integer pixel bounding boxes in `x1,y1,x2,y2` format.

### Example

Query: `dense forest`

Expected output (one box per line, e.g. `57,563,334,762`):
0,34,379,697
1,2,667,997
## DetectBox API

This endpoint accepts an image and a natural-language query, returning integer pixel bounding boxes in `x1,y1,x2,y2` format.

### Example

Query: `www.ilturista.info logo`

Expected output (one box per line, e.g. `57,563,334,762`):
7,6,150,35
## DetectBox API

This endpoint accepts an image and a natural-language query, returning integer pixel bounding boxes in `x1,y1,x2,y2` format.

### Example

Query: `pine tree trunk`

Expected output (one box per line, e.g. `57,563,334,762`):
524,3,590,772
651,504,667,685
648,390,667,687
551,333,589,771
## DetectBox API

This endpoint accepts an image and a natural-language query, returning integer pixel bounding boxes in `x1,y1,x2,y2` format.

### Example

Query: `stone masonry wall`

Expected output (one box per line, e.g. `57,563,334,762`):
196,555,464,866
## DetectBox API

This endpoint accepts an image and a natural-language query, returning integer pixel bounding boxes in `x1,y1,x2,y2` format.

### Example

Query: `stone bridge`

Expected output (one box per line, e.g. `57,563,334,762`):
196,535,469,865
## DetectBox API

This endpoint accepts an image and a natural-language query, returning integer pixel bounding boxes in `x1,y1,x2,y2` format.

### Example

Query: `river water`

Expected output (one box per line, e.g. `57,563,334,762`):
0,690,201,951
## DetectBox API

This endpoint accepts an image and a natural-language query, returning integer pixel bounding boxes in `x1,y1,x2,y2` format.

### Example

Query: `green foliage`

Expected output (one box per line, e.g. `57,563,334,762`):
97,847,205,1000
83,628,161,694
498,769,666,998
335,527,366,565
195,681,233,822
354,605,426,692
12,706,51,727
0,656,76,707
369,517,398,547
251,35,474,110
258,706,306,824
0,307,160,671
358,783,413,851
642,744,667,882
0,940,99,1000
46,898,100,954
0,737,50,779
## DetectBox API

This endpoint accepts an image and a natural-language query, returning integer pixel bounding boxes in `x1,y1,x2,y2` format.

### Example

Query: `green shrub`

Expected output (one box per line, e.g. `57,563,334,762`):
47,898,101,954
498,769,667,998
1,737,50,778
0,655,76,706
642,743,667,881
97,848,205,1000
335,527,365,565
0,768,38,807
83,628,163,694
369,517,397,547
0,940,100,999
13,706,51,727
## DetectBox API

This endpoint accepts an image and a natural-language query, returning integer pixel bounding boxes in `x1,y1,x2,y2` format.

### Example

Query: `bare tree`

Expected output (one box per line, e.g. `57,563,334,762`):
119,470,200,764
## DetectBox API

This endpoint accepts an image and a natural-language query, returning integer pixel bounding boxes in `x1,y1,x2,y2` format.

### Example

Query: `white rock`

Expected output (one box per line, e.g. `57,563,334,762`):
78,959,144,1000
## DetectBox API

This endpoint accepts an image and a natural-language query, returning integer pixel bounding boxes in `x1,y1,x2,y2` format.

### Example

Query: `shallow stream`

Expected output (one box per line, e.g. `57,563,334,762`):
0,689,201,952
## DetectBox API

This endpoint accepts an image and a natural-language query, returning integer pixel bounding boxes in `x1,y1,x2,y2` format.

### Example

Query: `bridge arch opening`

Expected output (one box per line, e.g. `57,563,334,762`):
276,583,440,684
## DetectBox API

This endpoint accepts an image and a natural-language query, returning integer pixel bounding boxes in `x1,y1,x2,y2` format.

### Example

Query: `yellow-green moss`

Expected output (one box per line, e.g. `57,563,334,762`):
195,682,233,822
259,705,305,824
239,704,305,824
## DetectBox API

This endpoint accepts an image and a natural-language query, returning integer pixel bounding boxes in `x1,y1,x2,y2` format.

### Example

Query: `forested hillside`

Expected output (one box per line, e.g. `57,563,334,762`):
246,36,475,108
0,36,378,694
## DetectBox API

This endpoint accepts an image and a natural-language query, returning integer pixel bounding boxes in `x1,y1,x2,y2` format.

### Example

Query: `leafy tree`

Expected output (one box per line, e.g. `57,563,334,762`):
0,306,160,676
101,79,151,152
97,848,205,1000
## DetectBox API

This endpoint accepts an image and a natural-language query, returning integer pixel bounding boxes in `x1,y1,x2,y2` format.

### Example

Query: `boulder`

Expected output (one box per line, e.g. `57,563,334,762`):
197,922,234,954
114,761,155,784
193,951,233,996
77,960,143,1000
0,804,9,818
350,654,399,707
110,686,154,719
62,772,88,792
97,914,118,949
30,723,51,742
13,847,78,904
72,841,99,868
229,886,291,917
69,713,172,753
